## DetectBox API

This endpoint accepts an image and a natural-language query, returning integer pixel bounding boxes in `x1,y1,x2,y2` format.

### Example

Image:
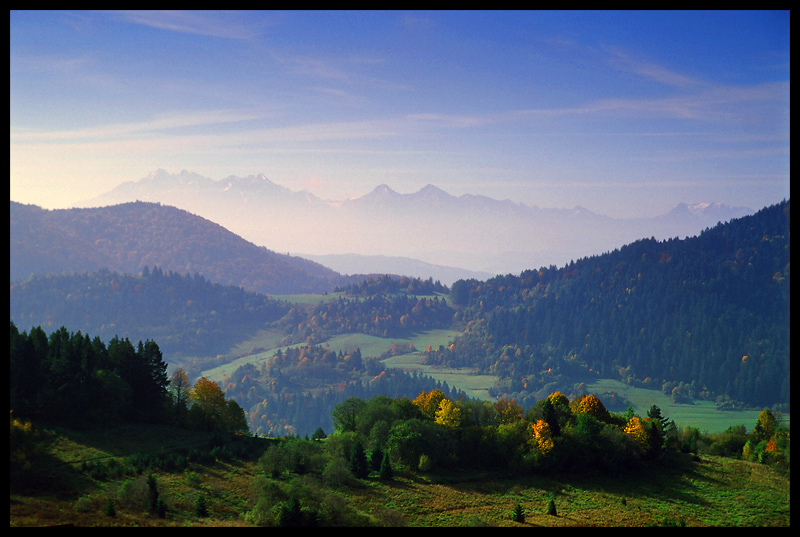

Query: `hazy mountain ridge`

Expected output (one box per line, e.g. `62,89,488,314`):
9,200,357,294
76,169,755,276
298,252,494,287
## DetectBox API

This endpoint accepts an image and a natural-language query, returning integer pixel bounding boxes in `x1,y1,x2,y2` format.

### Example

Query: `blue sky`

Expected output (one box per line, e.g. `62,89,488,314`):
10,10,790,217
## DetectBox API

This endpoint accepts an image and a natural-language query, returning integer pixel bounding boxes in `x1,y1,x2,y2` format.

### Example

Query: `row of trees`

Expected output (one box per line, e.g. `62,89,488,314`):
333,275,448,297
282,294,454,345
9,322,247,433
325,390,676,476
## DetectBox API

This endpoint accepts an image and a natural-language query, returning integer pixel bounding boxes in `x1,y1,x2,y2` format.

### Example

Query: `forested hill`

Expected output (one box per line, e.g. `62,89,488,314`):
9,267,292,359
436,200,790,410
9,201,357,294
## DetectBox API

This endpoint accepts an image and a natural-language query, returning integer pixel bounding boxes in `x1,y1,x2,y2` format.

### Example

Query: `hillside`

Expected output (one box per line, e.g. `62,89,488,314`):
9,412,791,527
9,267,292,359
434,200,790,410
9,200,357,295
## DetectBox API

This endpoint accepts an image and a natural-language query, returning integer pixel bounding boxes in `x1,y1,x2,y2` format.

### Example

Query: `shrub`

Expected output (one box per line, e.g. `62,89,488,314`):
418,453,433,472
322,457,354,487
185,470,203,488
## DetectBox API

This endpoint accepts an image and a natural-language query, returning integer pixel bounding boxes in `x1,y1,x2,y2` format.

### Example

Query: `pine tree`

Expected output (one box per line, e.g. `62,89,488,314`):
349,440,369,479
369,445,384,472
547,498,557,516
104,497,116,517
379,452,394,481
194,495,209,518
146,473,159,514
512,503,525,523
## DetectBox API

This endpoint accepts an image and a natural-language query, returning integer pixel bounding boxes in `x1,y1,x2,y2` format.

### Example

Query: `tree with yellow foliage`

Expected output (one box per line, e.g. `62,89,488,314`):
412,389,447,420
531,419,554,455
435,398,462,428
624,416,649,455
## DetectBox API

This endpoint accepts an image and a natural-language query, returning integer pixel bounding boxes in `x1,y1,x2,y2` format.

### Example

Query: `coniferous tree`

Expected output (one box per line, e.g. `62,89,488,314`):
194,495,209,518
379,452,394,481
512,503,525,523
349,440,369,479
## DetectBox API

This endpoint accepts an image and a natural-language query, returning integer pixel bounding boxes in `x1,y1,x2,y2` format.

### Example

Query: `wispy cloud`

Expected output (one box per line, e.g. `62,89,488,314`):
601,45,704,89
111,10,266,40
10,108,275,142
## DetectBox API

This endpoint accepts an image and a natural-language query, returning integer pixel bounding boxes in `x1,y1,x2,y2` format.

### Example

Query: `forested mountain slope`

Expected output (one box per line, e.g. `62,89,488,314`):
435,200,790,410
10,267,292,359
10,201,355,294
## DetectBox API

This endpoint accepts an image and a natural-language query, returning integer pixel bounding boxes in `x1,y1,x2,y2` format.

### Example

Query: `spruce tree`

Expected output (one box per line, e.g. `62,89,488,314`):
547,498,557,516
379,452,394,481
349,440,369,479
512,503,525,523
194,495,209,518
369,446,384,472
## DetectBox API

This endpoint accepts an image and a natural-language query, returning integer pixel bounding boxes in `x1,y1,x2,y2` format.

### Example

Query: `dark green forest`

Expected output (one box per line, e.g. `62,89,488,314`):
10,267,291,358
433,200,790,411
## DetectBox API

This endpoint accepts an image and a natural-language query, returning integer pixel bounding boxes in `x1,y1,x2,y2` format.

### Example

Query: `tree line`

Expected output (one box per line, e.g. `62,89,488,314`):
9,321,247,433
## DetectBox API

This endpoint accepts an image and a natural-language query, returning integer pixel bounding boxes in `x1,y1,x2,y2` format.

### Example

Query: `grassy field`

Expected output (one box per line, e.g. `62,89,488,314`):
10,423,790,527
586,379,790,434
199,328,465,385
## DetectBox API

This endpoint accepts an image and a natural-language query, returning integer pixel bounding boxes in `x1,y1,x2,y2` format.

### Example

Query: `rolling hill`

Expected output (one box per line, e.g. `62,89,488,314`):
10,200,359,295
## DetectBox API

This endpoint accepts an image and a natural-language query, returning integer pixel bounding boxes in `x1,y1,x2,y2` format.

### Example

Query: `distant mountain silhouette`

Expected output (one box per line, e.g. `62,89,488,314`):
10,200,360,294
76,169,756,276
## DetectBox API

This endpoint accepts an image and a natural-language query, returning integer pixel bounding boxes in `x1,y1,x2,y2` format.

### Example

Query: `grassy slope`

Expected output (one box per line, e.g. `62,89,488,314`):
10,423,790,527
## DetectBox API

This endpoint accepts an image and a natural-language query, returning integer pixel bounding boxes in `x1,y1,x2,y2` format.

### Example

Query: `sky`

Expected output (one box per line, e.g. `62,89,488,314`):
10,10,790,218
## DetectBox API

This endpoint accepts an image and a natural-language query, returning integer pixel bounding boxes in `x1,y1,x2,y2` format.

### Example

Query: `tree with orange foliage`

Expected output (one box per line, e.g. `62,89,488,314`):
531,419,554,455
188,377,248,433
570,394,611,422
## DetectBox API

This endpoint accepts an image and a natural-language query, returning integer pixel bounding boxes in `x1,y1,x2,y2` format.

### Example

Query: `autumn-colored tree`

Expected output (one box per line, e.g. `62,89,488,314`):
570,394,611,422
435,398,462,428
495,398,524,424
188,377,248,433
548,391,570,408
624,416,649,455
752,408,777,443
531,419,554,455
413,389,447,420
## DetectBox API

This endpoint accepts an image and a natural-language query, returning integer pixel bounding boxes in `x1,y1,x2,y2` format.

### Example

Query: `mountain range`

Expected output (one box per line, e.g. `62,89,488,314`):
77,169,755,276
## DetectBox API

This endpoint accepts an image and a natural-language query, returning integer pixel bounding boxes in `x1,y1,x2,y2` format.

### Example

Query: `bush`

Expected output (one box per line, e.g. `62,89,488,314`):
418,453,433,472
185,470,203,488
322,457,354,487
